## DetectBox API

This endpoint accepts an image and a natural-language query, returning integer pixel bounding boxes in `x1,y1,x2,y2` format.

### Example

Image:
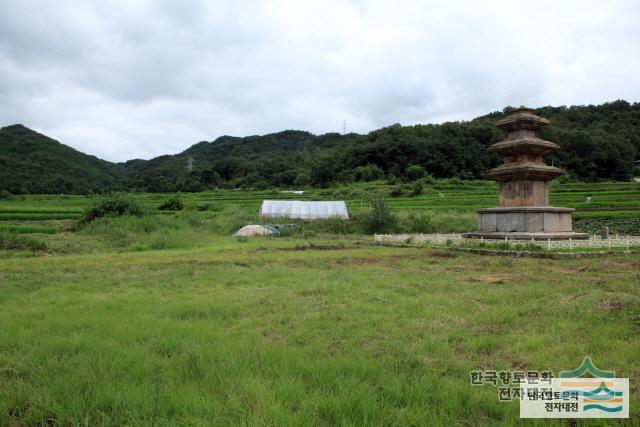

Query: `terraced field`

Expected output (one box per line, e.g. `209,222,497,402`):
0,181,637,222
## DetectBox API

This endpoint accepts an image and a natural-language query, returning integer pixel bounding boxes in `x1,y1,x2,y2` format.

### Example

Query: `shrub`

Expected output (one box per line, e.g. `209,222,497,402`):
406,213,433,233
361,198,398,234
420,174,437,185
181,212,204,227
79,193,146,225
80,217,136,246
309,216,357,234
294,172,311,187
429,211,476,233
410,181,424,196
0,190,11,199
354,164,384,182
405,164,426,181
159,194,185,211
195,203,223,212
149,230,190,250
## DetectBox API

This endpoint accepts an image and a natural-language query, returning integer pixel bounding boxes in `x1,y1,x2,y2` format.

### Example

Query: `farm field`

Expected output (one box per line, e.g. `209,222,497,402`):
0,181,639,425
1,181,638,253
1,181,640,218
0,181,638,226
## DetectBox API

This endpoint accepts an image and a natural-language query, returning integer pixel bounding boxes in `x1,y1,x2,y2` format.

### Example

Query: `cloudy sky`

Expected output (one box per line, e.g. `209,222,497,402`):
1,0,639,162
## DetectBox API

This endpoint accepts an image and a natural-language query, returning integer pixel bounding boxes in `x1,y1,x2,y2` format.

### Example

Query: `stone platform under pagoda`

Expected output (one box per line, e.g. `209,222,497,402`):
463,107,588,240
465,207,588,240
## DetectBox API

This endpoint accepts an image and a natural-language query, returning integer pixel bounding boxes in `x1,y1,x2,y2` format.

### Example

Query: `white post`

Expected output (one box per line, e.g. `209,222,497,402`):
547,238,551,250
569,237,572,251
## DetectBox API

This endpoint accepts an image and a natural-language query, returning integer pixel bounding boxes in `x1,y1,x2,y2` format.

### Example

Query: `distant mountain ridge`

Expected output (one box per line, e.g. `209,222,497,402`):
1,100,639,194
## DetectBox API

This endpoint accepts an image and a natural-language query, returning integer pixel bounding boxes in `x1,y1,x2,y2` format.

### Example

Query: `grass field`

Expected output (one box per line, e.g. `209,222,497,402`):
1,240,639,425
0,181,639,425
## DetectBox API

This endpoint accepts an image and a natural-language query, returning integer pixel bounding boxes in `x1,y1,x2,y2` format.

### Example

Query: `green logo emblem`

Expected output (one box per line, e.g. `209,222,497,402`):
560,357,614,378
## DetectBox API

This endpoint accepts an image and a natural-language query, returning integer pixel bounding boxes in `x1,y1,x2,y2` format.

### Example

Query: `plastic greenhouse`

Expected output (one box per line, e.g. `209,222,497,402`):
259,200,349,220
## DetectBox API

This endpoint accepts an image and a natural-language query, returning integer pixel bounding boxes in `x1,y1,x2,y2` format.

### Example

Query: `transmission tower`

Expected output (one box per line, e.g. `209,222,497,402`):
342,119,347,135
187,156,194,171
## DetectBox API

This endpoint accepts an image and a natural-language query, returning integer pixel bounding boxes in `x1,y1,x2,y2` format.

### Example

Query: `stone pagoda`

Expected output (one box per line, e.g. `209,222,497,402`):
464,107,588,240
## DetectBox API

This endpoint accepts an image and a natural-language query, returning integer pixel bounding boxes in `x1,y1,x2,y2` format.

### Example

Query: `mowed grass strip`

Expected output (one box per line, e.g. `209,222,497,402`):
0,244,638,425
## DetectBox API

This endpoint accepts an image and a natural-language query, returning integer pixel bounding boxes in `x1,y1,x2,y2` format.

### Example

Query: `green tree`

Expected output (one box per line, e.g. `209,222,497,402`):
405,164,426,181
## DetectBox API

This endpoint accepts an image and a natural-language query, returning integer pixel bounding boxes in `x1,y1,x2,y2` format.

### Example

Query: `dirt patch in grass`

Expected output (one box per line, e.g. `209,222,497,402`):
444,264,476,271
596,294,638,312
599,260,639,270
470,275,514,285
330,256,382,266
283,244,350,251
327,253,426,268
470,324,503,334
559,293,589,304
546,266,589,274
598,298,627,311
426,250,457,258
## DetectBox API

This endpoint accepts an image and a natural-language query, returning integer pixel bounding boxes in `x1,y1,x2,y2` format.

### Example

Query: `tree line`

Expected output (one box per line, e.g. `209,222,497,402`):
1,101,639,194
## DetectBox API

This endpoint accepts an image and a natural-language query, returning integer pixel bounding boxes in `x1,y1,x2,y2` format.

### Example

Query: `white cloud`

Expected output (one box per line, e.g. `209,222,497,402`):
1,0,639,161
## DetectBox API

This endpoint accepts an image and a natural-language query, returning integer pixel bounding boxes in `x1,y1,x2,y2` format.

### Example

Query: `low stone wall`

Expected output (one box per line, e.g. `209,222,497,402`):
374,233,640,250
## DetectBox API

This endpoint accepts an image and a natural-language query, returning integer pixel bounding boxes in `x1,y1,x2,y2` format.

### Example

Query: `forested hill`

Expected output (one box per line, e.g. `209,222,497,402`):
0,125,125,194
124,100,640,192
2,100,640,194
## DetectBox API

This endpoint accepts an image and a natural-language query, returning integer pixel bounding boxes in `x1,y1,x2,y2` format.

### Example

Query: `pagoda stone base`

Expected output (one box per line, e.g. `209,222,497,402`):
462,207,589,240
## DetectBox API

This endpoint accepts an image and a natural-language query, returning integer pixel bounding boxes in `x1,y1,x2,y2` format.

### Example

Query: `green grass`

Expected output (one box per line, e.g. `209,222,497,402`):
0,181,639,424
0,213,80,220
0,233,48,251
573,211,640,219
0,224,58,234
0,242,638,425
1,181,637,218
0,180,637,256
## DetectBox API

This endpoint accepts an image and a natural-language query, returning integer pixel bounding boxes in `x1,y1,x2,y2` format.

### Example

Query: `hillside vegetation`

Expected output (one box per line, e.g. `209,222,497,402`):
1,101,639,194
0,125,126,194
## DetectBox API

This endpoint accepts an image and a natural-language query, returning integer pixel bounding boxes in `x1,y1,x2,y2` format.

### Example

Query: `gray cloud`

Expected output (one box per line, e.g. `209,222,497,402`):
1,0,639,161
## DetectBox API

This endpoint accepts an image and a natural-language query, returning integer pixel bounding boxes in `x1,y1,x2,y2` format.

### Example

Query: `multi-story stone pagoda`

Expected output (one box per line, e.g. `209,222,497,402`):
464,107,588,240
